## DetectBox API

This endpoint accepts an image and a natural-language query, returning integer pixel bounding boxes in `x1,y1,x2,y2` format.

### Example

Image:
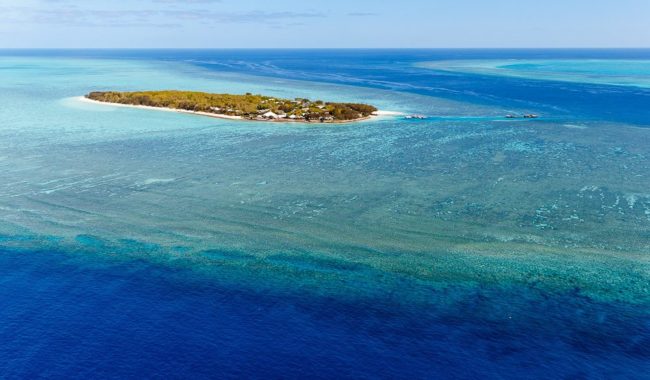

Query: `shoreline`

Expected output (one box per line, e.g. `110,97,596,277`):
76,96,401,124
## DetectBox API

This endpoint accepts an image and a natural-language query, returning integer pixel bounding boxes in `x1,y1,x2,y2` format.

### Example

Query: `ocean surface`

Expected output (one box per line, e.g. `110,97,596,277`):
0,49,648,379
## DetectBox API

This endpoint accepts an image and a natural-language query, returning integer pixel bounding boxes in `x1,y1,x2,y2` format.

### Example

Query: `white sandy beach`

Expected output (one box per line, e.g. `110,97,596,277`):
372,110,403,116
75,96,244,121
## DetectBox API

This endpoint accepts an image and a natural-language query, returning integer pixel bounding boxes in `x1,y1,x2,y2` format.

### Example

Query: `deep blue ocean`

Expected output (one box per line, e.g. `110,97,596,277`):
0,49,648,379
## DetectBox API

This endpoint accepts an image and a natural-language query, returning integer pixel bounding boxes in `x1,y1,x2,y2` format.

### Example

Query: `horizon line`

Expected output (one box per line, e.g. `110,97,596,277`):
2,47,650,50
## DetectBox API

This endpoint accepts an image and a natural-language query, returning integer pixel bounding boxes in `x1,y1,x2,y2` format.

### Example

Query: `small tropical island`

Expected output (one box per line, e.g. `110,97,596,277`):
84,90,379,123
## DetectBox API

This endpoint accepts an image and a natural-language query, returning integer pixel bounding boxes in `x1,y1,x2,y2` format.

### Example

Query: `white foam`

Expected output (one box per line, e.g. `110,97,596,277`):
372,110,404,116
141,178,176,185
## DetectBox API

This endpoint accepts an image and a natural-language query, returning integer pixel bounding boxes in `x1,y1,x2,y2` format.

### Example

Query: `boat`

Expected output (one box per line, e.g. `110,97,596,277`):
505,114,539,119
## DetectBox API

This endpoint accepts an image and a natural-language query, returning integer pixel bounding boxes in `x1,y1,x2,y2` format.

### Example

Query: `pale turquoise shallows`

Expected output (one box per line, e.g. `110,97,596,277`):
419,59,650,88
0,55,648,308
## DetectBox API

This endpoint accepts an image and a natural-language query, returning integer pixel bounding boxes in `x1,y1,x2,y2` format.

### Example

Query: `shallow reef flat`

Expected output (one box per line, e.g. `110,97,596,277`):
0,59,649,298
1,75,649,305
418,59,650,88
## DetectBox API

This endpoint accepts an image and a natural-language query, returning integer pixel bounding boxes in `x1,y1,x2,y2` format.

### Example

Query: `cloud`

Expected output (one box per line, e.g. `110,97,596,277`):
153,0,222,3
348,12,378,17
0,5,325,28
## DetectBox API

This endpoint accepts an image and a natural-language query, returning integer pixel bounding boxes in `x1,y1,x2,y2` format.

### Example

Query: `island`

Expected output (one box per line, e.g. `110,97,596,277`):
84,91,378,123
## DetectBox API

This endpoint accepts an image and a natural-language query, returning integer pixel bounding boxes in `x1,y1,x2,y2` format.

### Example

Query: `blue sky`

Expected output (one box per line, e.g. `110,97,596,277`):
0,0,648,48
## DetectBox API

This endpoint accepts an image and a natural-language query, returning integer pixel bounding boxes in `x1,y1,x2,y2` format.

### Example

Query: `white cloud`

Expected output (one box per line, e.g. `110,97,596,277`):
0,5,325,28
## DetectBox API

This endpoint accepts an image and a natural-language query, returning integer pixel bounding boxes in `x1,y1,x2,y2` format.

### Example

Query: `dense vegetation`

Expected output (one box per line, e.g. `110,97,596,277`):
86,91,377,122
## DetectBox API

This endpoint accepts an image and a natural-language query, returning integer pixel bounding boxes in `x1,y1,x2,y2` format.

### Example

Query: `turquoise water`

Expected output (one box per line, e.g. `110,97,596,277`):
419,59,650,88
0,50,649,378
